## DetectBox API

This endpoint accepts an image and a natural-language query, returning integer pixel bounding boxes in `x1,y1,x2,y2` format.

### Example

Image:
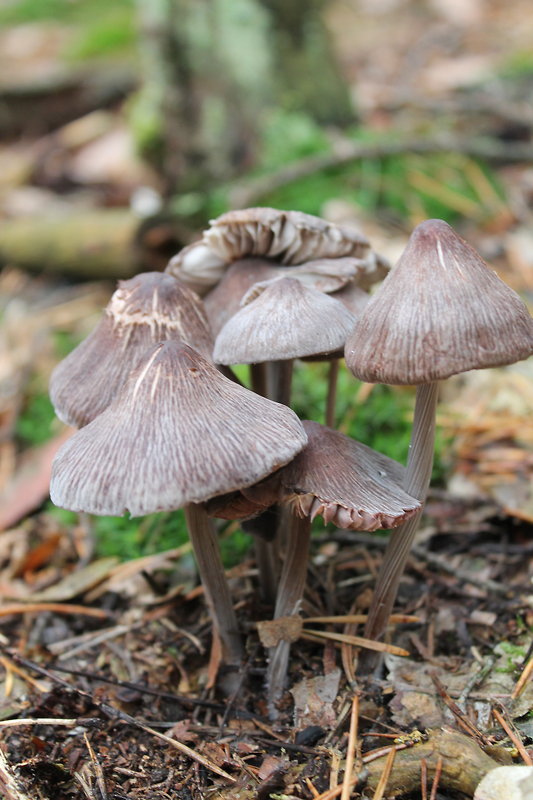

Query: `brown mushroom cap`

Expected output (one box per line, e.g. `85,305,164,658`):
50,341,308,517
213,276,356,365
279,420,421,531
50,272,213,428
345,219,533,385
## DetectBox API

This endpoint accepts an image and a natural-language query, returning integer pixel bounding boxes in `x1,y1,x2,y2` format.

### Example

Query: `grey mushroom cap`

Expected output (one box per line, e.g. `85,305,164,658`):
213,276,356,365
345,219,533,385
50,341,308,517
280,420,421,531
50,272,213,428
204,256,366,336
166,207,376,295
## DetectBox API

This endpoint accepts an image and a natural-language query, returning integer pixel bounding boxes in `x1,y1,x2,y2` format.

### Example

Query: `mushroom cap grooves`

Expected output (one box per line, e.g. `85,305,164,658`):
213,277,356,365
281,421,421,531
50,341,308,517
345,219,533,385
49,272,213,428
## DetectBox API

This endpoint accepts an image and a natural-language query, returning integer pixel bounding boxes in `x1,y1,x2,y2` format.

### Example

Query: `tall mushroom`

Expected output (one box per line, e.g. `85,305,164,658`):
51,341,308,666
344,219,533,659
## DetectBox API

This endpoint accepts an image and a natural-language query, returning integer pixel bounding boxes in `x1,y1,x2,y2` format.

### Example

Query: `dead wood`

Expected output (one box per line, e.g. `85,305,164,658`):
229,135,533,209
0,210,140,279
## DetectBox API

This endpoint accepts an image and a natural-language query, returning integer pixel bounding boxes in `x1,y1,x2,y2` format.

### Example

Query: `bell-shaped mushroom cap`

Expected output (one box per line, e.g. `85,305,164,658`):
213,277,356,365
204,256,367,336
50,341,308,517
166,207,373,294
50,272,213,428
345,219,533,385
279,421,421,531
204,258,279,336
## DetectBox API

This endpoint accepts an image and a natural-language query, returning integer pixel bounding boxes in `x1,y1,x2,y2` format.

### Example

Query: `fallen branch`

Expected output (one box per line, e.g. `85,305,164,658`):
229,135,533,208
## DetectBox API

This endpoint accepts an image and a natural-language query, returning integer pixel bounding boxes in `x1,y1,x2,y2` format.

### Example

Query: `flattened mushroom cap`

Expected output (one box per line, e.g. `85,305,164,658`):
213,277,356,365
205,207,370,265
50,341,308,517
345,219,533,385
166,207,376,295
280,420,421,531
50,272,213,428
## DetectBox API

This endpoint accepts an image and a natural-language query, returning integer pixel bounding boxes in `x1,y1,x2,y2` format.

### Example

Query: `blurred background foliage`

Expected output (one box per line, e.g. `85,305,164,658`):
1,0,530,562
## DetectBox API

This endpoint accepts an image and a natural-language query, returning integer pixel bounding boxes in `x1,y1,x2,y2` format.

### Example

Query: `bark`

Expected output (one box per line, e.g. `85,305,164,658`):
134,0,353,193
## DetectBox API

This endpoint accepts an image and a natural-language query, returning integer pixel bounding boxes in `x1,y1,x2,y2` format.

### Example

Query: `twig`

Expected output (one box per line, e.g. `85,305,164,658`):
0,603,109,619
431,673,490,746
457,655,496,707
83,733,108,800
229,135,533,208
0,654,48,693
341,695,359,800
302,628,409,656
492,705,533,766
372,747,396,800
512,654,533,700
0,718,80,729
421,758,428,800
429,756,443,800
304,614,420,625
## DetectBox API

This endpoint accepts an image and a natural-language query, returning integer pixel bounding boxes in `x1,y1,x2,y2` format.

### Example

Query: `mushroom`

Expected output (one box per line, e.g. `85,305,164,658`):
50,271,213,428
265,420,421,711
51,340,308,666
344,219,533,657
214,276,356,405
166,207,376,295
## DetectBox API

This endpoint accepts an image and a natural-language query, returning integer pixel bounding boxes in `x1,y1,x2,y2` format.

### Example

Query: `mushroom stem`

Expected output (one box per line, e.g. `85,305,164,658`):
250,362,268,397
267,512,312,715
254,536,279,605
325,358,340,428
267,360,294,406
184,503,244,666
359,380,439,668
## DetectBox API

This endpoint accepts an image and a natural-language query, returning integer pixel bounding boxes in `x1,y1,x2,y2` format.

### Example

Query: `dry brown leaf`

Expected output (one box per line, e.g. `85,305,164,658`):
257,615,303,648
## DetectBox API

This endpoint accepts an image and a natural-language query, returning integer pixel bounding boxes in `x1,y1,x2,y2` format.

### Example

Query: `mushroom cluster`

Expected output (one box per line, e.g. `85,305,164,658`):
49,208,533,708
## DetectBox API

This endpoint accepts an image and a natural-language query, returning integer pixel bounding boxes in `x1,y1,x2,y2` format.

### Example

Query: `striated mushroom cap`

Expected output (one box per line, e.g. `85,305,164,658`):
51,341,308,517
345,219,533,385
213,277,356,365
166,207,376,295
280,421,421,531
204,256,366,336
50,272,213,428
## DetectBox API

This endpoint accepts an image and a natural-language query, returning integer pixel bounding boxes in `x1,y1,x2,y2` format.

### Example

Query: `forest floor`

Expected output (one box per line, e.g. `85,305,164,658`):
0,0,532,798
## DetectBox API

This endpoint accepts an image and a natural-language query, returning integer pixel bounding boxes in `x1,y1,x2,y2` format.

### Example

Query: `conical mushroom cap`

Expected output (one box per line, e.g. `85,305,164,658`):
50,341,308,517
345,219,533,385
50,272,213,427
213,277,356,364
280,421,421,531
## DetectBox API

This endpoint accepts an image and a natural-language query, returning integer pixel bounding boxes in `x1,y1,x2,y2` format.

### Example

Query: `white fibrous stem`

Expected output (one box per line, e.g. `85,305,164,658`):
184,503,243,666
360,381,439,669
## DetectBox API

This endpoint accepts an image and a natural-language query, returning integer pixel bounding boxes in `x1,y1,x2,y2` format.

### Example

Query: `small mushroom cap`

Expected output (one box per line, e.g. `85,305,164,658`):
204,472,282,521
280,420,421,531
204,257,367,336
50,272,213,428
50,341,308,517
213,277,356,365
345,219,533,385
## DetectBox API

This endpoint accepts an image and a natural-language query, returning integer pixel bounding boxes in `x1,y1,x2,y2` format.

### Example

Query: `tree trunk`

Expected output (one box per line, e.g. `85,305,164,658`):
134,0,353,194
